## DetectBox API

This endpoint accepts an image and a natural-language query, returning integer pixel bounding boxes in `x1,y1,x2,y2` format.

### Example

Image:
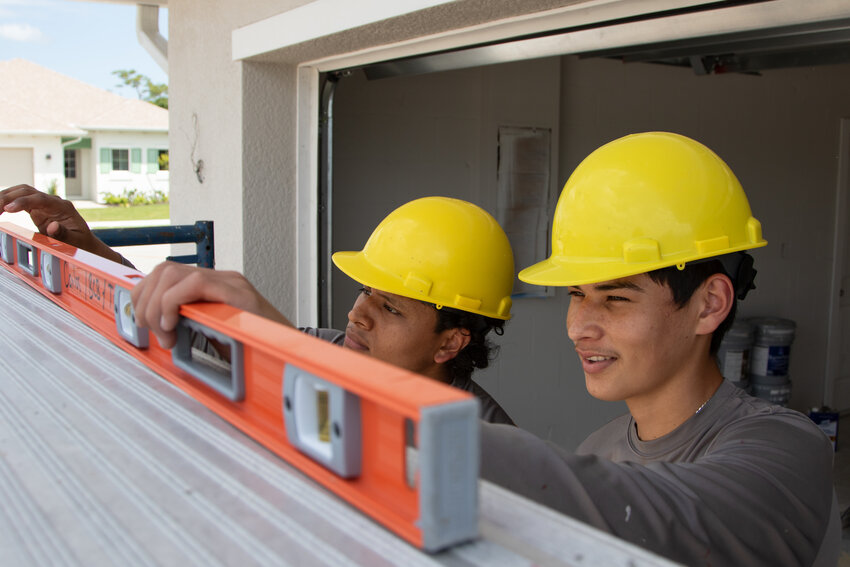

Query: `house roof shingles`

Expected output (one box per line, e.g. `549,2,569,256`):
0,58,168,135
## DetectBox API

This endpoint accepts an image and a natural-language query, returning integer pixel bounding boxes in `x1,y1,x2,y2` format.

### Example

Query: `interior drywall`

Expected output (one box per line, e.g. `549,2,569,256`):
330,55,850,449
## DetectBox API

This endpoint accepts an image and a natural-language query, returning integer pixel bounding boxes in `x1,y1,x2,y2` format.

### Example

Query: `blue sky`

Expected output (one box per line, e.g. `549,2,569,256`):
0,0,168,96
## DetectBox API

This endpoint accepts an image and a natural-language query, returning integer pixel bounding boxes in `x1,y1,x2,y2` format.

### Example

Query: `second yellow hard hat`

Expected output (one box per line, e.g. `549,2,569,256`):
333,197,515,319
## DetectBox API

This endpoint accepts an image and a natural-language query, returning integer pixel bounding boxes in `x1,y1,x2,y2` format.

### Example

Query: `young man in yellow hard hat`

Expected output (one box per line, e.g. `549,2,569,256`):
0,187,516,424
479,132,838,566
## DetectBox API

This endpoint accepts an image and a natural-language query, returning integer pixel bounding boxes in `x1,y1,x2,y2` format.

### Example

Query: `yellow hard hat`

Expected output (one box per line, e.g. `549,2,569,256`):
333,197,514,319
519,132,767,286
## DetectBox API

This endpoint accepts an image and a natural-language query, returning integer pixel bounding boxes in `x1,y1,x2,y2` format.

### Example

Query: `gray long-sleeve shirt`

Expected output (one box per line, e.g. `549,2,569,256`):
480,380,834,566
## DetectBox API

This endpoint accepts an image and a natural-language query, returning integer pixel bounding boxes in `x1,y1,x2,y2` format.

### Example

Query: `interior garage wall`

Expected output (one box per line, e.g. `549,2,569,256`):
332,53,850,450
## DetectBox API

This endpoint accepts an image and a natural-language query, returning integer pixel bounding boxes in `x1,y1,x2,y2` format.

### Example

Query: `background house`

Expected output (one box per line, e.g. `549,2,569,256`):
0,58,169,202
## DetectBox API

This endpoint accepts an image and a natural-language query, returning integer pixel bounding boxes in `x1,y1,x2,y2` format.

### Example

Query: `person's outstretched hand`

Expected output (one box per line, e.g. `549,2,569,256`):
0,184,123,263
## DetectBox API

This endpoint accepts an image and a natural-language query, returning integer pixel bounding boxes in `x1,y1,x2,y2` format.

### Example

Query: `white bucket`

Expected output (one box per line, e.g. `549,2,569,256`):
717,320,754,382
747,317,796,378
750,378,792,407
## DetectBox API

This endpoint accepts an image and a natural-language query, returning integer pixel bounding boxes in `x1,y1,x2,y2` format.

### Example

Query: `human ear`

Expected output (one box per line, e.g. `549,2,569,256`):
434,328,472,364
695,274,734,336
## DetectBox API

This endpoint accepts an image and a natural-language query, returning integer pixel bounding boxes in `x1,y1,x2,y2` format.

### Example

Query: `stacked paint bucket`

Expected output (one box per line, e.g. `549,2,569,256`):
716,319,755,390
747,317,796,406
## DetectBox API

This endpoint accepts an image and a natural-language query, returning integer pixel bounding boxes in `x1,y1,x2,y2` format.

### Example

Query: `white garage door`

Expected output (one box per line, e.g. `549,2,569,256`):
0,148,34,189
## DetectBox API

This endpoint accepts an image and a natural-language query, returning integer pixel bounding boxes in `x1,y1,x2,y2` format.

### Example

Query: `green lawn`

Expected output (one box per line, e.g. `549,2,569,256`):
78,203,170,222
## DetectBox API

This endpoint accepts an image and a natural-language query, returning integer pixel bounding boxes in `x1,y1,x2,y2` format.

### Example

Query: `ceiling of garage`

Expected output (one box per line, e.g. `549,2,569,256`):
357,2,850,79
583,15,850,75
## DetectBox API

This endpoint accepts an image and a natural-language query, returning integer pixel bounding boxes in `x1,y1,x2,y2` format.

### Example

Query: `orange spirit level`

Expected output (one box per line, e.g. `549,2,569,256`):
0,222,480,552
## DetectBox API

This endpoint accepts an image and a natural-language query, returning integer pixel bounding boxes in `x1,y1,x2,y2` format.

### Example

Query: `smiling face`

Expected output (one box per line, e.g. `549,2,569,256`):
343,287,466,382
566,273,706,405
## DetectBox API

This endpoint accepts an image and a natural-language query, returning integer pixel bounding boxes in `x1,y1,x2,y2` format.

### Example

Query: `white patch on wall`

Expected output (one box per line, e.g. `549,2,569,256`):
496,126,552,298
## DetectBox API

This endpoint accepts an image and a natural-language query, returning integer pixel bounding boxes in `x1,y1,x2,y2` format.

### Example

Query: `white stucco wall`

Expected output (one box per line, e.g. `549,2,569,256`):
168,1,312,280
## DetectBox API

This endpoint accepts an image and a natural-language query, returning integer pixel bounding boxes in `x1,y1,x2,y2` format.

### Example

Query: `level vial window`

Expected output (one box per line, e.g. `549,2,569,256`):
283,365,362,478
317,388,330,443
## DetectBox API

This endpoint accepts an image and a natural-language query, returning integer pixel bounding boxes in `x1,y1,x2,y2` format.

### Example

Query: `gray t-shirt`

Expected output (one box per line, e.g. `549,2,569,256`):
480,380,834,566
301,327,514,425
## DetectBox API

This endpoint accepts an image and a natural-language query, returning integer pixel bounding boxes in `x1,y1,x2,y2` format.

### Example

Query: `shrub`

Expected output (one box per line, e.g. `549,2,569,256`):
100,188,169,206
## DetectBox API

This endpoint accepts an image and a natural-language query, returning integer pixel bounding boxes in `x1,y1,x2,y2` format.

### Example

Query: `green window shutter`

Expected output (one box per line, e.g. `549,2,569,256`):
147,149,159,173
130,148,142,173
99,148,112,173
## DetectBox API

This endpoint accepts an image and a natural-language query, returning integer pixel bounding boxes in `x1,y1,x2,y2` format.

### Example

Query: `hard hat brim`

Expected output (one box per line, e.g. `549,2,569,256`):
333,250,512,320
332,250,401,296
518,240,767,287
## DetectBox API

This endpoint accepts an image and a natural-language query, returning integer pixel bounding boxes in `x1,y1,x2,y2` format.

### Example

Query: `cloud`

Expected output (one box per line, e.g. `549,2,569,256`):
0,23,43,41
0,0,61,6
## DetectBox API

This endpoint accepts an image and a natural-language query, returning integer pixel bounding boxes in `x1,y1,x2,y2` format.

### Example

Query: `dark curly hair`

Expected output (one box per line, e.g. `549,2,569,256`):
429,305,505,383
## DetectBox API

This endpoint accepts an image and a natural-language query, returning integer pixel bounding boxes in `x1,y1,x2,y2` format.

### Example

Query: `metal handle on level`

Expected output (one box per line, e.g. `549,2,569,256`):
15,240,38,277
172,317,245,401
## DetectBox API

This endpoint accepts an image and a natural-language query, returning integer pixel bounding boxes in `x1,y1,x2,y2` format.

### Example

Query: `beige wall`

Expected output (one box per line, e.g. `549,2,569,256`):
168,0,244,271
168,0,310,307
330,55,850,448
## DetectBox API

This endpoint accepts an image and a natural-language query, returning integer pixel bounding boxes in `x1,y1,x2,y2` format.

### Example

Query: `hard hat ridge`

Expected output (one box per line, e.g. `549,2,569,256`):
333,196,515,320
518,132,767,287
